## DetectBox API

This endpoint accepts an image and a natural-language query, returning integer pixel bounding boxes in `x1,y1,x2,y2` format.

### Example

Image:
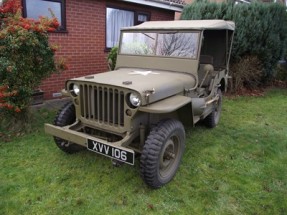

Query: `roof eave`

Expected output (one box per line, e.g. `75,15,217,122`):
120,0,184,12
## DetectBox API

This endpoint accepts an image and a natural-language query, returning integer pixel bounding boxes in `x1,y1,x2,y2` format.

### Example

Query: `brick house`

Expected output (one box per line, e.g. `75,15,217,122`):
21,0,185,100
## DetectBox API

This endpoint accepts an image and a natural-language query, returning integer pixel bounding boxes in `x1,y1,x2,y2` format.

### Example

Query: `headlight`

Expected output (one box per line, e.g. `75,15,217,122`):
70,83,80,96
129,93,141,107
73,84,80,95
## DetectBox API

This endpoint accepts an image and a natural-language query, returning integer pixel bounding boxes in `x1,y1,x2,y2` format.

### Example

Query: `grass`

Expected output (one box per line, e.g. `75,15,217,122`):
1,88,287,215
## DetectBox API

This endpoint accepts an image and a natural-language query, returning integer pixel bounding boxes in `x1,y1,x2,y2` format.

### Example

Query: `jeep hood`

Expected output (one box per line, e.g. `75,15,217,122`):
72,68,196,105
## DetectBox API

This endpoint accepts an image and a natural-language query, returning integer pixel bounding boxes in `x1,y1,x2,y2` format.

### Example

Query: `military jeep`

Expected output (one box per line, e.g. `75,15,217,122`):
45,20,235,188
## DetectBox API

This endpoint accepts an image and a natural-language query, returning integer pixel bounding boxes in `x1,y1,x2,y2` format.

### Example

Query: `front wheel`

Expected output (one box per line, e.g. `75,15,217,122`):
53,102,84,154
204,89,222,128
140,119,185,188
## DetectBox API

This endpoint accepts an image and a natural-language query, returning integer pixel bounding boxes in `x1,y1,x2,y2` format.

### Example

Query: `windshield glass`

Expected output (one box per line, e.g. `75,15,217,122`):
120,31,200,59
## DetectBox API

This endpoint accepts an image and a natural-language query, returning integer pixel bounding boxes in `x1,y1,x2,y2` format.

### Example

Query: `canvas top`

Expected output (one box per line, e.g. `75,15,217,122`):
122,20,235,31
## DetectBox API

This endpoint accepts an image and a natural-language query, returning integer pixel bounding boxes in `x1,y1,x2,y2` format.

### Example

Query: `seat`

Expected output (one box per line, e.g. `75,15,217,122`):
198,55,215,88
200,55,213,65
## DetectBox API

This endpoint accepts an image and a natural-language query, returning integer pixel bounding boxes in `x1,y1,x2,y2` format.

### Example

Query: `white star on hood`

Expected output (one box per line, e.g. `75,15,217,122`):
129,71,160,76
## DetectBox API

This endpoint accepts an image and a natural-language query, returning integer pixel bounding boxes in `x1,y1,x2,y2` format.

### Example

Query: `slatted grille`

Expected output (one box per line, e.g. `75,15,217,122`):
80,84,125,126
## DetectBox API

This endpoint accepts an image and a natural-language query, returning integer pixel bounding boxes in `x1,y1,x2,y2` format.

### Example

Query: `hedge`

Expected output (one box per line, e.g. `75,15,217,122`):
181,1,287,82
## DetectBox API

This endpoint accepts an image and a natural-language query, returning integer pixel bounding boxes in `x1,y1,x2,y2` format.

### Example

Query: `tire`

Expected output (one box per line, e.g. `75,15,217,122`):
204,89,222,128
53,102,83,153
140,119,185,188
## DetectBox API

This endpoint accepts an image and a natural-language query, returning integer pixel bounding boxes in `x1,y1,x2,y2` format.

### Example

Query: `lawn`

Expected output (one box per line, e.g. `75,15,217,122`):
1,88,287,215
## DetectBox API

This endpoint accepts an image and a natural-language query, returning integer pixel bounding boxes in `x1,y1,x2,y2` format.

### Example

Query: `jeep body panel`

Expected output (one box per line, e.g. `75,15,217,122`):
70,68,196,106
139,95,192,113
116,53,199,75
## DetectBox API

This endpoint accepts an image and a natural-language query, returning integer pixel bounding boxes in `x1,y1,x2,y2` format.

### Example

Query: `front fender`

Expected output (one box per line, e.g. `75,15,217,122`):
139,95,192,114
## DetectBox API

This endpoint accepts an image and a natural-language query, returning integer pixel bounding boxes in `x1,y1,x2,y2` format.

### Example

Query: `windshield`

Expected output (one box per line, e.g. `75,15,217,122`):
120,31,200,59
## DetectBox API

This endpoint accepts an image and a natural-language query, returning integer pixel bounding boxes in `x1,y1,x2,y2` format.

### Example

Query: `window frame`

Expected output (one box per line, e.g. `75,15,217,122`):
22,0,67,32
105,5,150,50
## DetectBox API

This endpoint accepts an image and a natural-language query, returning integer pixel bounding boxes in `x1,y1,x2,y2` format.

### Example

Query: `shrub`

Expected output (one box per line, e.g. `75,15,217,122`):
0,0,67,138
181,1,287,87
229,55,263,92
274,60,287,87
277,65,287,81
0,0,66,117
107,46,118,71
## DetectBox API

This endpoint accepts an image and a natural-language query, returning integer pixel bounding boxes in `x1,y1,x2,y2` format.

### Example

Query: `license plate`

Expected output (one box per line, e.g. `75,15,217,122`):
87,139,134,165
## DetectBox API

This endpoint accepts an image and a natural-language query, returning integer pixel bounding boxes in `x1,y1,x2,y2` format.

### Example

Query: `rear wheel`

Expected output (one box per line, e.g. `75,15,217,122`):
140,119,185,188
204,89,222,128
53,102,84,153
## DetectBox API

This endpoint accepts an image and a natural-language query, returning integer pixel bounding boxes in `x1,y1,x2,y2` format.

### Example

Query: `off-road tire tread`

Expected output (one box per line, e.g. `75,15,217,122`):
204,89,222,128
204,111,216,128
53,102,83,154
140,119,185,188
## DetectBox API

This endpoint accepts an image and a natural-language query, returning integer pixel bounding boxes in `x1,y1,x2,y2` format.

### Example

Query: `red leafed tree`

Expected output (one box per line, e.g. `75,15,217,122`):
0,0,66,117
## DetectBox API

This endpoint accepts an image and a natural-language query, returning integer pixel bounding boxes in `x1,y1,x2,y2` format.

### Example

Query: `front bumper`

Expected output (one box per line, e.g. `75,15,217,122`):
44,123,136,163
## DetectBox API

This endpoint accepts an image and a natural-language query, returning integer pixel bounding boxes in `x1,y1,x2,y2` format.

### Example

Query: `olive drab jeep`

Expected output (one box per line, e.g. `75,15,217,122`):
45,20,235,188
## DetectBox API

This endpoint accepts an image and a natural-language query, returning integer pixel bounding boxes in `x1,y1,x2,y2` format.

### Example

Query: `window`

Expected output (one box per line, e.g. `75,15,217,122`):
156,32,199,58
106,7,149,48
137,13,148,25
120,32,200,59
22,0,66,31
121,32,156,55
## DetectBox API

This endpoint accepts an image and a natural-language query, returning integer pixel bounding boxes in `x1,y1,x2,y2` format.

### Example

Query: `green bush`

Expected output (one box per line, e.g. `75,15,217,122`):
107,46,118,71
181,1,287,84
275,61,287,82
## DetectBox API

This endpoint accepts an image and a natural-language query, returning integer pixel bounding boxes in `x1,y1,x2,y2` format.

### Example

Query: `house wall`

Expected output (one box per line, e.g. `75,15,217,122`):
42,0,174,99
